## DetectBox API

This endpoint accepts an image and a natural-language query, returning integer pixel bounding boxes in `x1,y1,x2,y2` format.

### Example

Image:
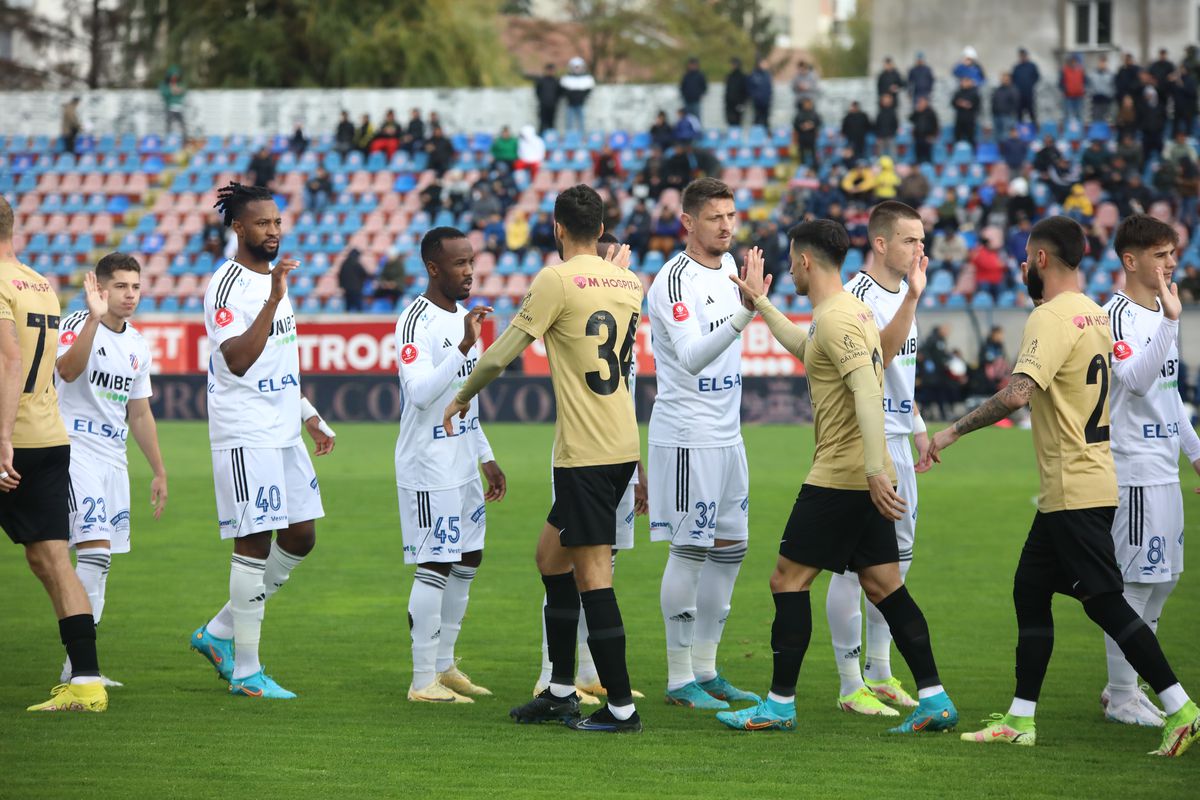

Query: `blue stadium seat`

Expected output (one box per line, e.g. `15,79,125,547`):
181,296,204,312
496,252,518,276
157,296,181,312
325,296,346,312
366,151,386,172
971,292,995,309
642,251,664,272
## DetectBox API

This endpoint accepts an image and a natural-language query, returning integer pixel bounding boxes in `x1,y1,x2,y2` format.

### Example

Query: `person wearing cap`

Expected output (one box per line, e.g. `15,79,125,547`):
1012,47,1041,124
953,46,986,87
560,57,596,133
907,53,934,104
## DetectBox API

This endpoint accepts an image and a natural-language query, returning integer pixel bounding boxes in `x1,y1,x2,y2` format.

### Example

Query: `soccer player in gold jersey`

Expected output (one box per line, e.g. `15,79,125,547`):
717,219,958,734
0,196,107,712
444,184,644,733
930,215,1200,757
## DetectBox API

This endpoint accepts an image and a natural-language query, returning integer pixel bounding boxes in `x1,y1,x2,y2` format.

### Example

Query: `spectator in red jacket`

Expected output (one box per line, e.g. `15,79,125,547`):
1060,54,1087,126
969,236,1007,301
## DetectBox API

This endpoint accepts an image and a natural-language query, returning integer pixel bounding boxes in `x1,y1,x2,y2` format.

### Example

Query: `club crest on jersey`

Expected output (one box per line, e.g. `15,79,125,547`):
215,307,234,328
1113,340,1133,361
672,302,690,321
842,334,856,351
60,330,77,346
401,343,419,364
130,353,139,370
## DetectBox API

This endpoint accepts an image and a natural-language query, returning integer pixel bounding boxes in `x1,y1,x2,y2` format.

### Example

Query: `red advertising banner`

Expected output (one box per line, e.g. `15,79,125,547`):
520,315,812,377
135,317,498,375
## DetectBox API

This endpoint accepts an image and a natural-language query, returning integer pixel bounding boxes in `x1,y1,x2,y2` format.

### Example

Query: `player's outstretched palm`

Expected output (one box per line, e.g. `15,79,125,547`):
731,246,772,308
906,245,929,300
270,258,299,302
83,271,108,318
460,306,493,353
604,243,633,270
1158,269,1181,321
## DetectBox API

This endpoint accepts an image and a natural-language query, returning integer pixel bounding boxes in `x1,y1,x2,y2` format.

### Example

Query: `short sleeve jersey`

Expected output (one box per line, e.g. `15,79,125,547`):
203,260,302,450
394,297,484,490
55,311,153,468
0,260,69,447
511,255,642,468
646,251,745,448
803,291,896,490
845,272,917,437
1102,292,1188,486
1012,292,1118,512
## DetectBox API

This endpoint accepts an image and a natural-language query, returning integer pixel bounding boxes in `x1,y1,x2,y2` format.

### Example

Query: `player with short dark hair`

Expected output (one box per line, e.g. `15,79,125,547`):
648,177,761,711
532,231,648,705
445,184,645,732
827,200,930,716
931,215,1200,756
55,252,167,686
718,219,958,734
1097,215,1200,726
189,183,336,700
395,226,505,703
0,195,109,712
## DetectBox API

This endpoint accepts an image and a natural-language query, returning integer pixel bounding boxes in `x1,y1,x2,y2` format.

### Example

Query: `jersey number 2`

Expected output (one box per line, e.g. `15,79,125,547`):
584,310,639,396
1085,353,1110,444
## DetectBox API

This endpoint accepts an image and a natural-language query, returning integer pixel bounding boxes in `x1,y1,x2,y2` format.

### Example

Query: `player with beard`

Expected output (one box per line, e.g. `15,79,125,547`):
190,183,336,699
931,215,1200,756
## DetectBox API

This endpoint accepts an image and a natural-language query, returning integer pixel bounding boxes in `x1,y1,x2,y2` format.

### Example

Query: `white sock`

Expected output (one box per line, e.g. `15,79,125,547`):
576,610,598,684
229,554,267,680
767,691,795,705
436,564,476,673
263,542,305,601
608,701,635,720
1008,697,1037,717
408,568,445,689
865,559,911,682
694,542,746,683
917,684,944,700
1159,683,1190,716
206,604,235,640
661,544,705,690
1104,582,1154,706
537,594,553,686
550,682,576,699
826,570,865,695
75,547,111,625
1142,578,1176,635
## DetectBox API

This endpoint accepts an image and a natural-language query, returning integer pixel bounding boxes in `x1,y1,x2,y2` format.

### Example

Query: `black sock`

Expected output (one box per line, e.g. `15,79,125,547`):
580,587,633,706
1083,592,1179,693
59,614,99,678
769,591,810,697
873,585,941,691
1012,581,1055,702
542,572,580,687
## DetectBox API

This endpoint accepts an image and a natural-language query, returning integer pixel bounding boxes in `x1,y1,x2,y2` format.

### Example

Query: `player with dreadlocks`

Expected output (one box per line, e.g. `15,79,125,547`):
189,183,337,699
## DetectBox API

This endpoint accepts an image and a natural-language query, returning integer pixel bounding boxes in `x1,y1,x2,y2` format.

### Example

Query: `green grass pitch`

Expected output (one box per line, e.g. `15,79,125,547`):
1,422,1198,798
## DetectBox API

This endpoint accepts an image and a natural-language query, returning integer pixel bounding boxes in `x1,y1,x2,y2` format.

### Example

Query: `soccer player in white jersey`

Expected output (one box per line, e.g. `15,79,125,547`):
395,227,507,703
827,201,930,716
189,183,336,699
54,253,167,686
532,233,648,705
1100,214,1200,726
647,178,761,710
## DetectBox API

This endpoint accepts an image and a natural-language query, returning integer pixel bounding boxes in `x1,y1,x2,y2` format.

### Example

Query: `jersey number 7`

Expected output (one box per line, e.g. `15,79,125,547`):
585,310,639,396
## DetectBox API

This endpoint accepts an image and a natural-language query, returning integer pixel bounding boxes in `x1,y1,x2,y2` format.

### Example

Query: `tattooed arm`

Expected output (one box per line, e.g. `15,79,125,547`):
926,373,1036,464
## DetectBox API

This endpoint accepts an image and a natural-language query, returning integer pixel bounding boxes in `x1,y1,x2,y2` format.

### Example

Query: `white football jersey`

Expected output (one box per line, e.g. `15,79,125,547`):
647,251,746,448
204,260,302,450
845,272,917,437
55,313,153,468
1104,292,1192,486
394,296,492,490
